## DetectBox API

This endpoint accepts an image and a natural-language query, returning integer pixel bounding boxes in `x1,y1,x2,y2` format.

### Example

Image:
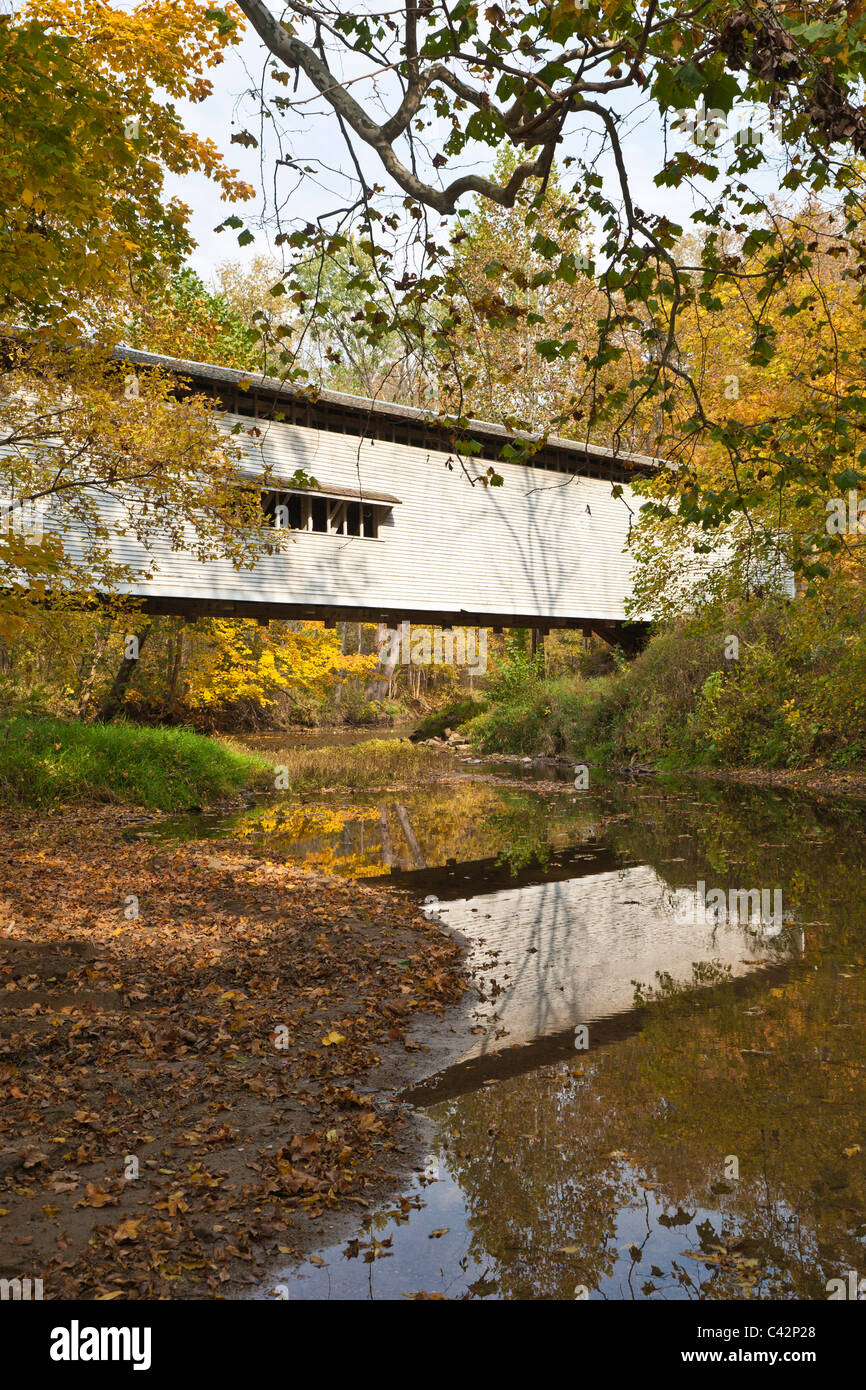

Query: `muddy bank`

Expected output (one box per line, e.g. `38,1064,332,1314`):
683,763,866,802
0,807,470,1299
473,750,866,804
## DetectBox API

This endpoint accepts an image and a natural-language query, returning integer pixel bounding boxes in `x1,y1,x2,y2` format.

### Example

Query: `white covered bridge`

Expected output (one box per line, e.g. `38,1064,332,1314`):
108,348,654,642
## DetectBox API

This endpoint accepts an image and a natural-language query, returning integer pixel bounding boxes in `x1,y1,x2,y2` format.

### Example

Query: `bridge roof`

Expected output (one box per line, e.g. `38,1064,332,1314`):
115,346,658,482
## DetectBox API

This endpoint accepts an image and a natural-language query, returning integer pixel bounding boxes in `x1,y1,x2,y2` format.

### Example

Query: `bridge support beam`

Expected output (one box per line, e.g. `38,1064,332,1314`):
125,594,647,645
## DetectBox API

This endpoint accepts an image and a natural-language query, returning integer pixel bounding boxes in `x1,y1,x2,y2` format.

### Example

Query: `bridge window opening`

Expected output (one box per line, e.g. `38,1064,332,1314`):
188,380,641,485
311,495,328,532
261,490,391,538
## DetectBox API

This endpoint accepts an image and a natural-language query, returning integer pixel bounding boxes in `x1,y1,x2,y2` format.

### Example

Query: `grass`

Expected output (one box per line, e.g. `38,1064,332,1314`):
0,716,272,810
411,697,487,742
269,737,454,793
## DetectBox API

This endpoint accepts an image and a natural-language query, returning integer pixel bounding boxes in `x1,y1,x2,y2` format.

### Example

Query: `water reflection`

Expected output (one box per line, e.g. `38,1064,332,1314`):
252,775,866,1300
425,863,787,1064
144,744,866,1300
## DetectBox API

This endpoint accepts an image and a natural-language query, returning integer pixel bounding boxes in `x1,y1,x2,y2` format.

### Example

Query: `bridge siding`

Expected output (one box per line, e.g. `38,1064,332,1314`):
75,413,639,623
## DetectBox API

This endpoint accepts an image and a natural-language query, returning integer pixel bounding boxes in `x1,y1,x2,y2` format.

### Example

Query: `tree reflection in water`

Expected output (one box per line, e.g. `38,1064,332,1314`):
170,767,866,1300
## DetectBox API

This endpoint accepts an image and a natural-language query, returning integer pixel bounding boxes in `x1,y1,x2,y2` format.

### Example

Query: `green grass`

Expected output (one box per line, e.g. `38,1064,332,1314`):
0,716,272,810
411,697,487,742
271,737,454,793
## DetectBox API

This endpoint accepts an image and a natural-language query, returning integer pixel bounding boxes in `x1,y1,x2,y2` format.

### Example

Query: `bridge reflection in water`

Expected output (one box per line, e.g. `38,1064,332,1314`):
372,845,797,1097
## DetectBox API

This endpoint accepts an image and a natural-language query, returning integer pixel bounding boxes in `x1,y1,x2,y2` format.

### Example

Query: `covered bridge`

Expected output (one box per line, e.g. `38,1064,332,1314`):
109,347,655,643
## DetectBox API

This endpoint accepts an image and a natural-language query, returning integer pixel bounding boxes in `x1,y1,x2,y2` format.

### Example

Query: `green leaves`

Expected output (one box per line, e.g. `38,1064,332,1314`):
204,7,237,37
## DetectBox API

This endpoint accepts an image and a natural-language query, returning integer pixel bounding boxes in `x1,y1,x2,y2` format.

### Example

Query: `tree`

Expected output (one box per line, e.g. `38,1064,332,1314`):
290,239,432,404
632,200,866,600
179,619,377,725
125,265,273,373
0,340,280,641
1,1,253,338
215,0,866,568
440,151,628,438
0,3,279,631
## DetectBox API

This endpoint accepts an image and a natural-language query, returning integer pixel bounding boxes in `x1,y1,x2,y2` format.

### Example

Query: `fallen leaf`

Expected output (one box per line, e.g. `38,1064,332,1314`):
113,1218,142,1243
75,1183,118,1209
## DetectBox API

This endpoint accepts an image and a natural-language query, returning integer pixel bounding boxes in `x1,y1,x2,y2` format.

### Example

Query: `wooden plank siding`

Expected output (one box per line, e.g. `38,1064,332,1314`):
42,350,658,627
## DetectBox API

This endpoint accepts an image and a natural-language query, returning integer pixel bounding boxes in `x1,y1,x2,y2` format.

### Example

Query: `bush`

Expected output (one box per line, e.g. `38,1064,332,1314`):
466,590,866,771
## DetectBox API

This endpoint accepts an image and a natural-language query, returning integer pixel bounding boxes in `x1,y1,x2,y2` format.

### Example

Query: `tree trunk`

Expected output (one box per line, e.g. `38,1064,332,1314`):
98,621,153,722
166,620,186,718
379,806,395,867
394,802,426,868
365,623,399,700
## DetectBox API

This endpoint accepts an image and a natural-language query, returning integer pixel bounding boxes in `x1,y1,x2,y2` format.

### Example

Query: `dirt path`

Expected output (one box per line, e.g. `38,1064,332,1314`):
0,807,466,1299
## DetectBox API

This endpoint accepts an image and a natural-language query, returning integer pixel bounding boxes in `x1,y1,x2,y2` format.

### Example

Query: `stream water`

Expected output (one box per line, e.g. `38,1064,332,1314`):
148,732,866,1300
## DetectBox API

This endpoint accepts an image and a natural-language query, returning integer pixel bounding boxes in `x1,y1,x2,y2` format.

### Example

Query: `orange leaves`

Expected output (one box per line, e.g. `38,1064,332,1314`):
112,1217,143,1243
76,1183,118,1209
0,804,465,1297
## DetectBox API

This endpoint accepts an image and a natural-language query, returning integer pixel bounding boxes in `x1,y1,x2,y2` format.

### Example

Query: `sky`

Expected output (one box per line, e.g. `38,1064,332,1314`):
163,8,791,291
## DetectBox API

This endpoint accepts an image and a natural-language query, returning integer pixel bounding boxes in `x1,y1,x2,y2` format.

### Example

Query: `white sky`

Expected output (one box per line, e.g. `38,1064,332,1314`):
165,12,789,286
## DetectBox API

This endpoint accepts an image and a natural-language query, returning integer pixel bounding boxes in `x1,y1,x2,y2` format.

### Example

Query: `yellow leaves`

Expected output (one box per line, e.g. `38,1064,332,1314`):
152,1188,190,1218
2,1,253,336
321,1030,346,1046
183,618,374,712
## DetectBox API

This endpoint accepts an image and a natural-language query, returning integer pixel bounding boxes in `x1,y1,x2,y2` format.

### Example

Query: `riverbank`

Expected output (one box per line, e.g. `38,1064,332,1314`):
463,604,866,773
0,806,466,1298
0,715,273,810
0,716,468,809
687,762,866,802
